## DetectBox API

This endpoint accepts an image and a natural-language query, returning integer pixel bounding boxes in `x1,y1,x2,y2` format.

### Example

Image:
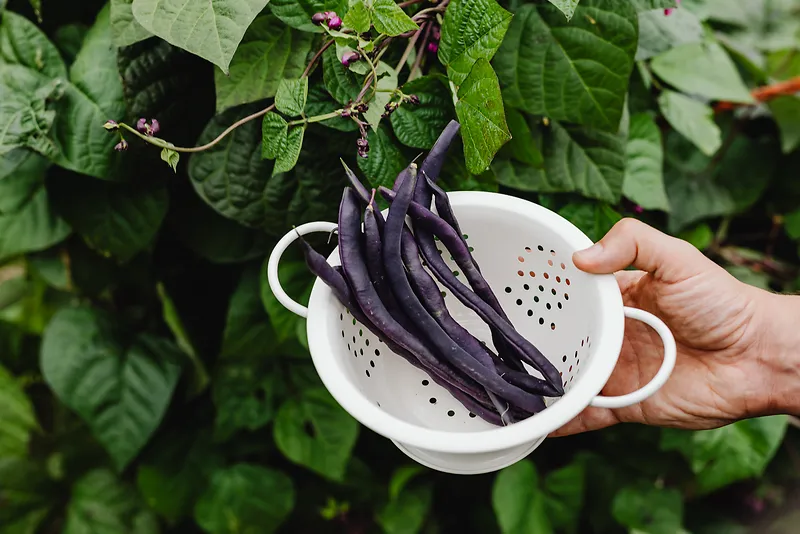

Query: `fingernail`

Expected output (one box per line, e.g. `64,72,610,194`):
574,243,603,262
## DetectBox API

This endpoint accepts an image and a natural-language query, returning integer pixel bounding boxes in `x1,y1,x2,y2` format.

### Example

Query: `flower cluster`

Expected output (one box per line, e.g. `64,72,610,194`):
341,51,361,67
312,11,342,30
427,25,441,53
381,93,420,118
137,118,160,136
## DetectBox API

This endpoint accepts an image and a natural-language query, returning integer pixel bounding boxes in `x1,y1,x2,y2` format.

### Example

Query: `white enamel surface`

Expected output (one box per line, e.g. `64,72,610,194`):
267,191,676,471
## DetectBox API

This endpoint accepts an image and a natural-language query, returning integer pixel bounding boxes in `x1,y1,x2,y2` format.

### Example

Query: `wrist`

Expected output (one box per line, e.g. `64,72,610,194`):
753,291,800,417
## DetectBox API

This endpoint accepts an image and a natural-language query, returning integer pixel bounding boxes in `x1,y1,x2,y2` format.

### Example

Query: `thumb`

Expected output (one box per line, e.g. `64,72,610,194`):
572,218,708,281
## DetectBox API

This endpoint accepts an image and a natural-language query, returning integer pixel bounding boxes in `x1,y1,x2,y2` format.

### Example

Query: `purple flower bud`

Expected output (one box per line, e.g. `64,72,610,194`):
114,139,129,151
408,94,420,105
341,51,360,67
633,205,643,214
312,12,327,25
327,16,342,30
136,118,148,133
103,120,118,131
664,0,680,15
355,103,368,113
149,119,160,136
323,11,336,19
432,26,441,41
341,109,352,118
427,41,438,54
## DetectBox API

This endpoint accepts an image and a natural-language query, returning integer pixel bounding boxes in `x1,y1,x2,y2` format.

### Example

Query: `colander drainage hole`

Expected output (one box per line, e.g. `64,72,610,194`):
524,284,530,290
527,310,533,317
505,287,512,293
375,349,381,356
429,398,437,404
537,245,543,251
546,303,551,310
354,350,358,358
562,355,567,362
538,285,544,292
366,370,370,377
348,343,351,351
370,360,375,367
539,318,544,325
422,379,429,386
558,303,563,309
516,299,522,305
342,331,345,338
469,413,476,418
360,348,364,356
447,410,455,417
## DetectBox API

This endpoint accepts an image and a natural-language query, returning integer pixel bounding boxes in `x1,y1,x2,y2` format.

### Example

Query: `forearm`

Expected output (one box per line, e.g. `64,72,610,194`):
755,292,800,417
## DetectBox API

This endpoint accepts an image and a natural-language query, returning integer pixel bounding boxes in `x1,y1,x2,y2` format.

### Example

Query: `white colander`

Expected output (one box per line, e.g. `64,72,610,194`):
267,190,676,475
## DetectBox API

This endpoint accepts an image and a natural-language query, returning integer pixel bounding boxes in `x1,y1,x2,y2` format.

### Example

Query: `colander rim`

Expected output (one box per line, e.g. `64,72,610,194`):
305,191,625,454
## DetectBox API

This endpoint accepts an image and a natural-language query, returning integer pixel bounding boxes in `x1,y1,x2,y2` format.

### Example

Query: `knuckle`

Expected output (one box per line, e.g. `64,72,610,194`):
611,217,643,237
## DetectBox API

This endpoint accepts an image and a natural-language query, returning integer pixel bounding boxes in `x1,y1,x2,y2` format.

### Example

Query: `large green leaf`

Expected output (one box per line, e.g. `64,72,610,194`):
275,77,309,117
0,65,59,158
497,108,544,167
559,200,621,242
492,120,625,202
0,149,48,213
0,364,38,457
542,461,586,534
194,464,295,534
390,75,455,150
110,0,152,46
658,89,721,156
0,458,55,533
357,124,407,190
221,263,277,361
0,182,71,262
376,482,433,534
50,176,168,263
494,0,638,132
492,460,552,534
455,58,510,174
363,61,397,130
306,80,358,131
661,416,788,495
611,483,683,534
269,0,349,32
547,0,579,20
214,15,314,113
322,44,362,105
343,0,371,33
273,387,359,481
623,113,669,211
371,0,418,36
0,10,67,78
769,95,800,154
65,469,159,534
131,0,269,73
635,6,704,61
188,104,279,230
437,0,512,86
650,40,755,104
40,306,183,471
260,259,313,343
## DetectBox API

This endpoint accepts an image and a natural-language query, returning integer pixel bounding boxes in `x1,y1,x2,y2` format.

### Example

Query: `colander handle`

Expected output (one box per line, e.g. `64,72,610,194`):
267,221,339,319
589,307,677,409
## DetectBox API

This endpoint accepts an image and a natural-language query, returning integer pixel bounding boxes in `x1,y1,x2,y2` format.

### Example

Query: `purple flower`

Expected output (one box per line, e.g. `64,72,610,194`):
114,139,129,151
341,51,361,67
633,205,644,214
103,120,118,131
136,118,148,133
431,26,441,41
150,119,160,136
427,41,438,53
328,16,342,30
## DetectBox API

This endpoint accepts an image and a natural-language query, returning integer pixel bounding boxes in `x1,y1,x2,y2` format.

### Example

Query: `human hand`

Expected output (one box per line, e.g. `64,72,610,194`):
551,218,798,437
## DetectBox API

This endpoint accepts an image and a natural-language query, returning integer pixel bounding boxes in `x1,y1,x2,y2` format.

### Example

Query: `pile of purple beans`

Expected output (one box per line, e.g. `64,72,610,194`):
300,121,564,426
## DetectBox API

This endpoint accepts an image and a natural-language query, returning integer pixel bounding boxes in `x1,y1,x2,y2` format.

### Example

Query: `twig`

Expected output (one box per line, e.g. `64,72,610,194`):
714,75,800,113
395,28,422,73
409,22,431,80
303,39,334,78
398,0,426,7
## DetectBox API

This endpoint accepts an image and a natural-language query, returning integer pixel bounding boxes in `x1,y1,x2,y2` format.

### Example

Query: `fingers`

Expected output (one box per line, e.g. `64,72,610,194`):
572,218,709,282
548,406,620,437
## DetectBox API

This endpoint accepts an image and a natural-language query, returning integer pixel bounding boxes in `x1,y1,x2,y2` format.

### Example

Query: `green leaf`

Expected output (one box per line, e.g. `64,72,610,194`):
214,14,314,113
188,104,279,230
276,78,309,116
455,58,510,174
390,75,454,150
785,208,800,240
499,108,544,167
343,0,371,33
194,464,295,534
137,432,223,525
494,0,637,132
376,483,433,534
492,460,552,534
650,40,755,104
110,0,152,46
658,90,721,156
630,0,676,10
364,62,398,130
49,177,168,263
492,121,625,202
53,23,89,64
222,263,277,360
543,462,586,534
558,200,621,241
371,0,419,36
611,483,683,534
725,265,771,290
0,458,54,533
0,10,67,78
160,147,179,172
438,0,512,86
305,81,358,131
768,96,800,154
322,45,362,104
0,364,38,457
65,469,159,534
131,0,269,73
269,0,349,32
623,113,669,211
0,182,70,262
260,259,313,343
678,222,713,250
547,0,579,20
262,111,289,160
275,125,305,174
660,416,788,495
0,150,48,214
635,6,704,61
0,67,60,158
273,387,359,481
40,307,183,471
357,124,407,190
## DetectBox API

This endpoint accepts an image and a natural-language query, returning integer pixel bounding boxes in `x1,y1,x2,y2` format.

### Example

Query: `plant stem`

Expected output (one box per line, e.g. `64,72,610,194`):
288,110,343,127
398,0,426,8
303,39,334,78
395,28,422,73
409,22,431,80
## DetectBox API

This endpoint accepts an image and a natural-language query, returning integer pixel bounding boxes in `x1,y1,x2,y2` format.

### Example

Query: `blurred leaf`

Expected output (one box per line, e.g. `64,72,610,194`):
611,483,684,534
377,483,433,534
546,0,579,20
499,109,544,167
110,0,152,46
658,90,722,157
0,458,55,533
0,364,38,457
214,15,314,113
0,10,67,78
438,0,513,86
273,387,359,481
492,460,552,534
194,464,295,534
660,416,789,495
269,0,349,33
559,201,622,242
41,306,183,471
65,469,160,534
0,149,48,214
495,0,637,132
650,40,755,104
636,6,704,61
260,259,312,344
631,0,677,10
724,265,771,290
0,181,70,263
222,263,277,360
543,462,586,534
677,223,713,250
768,96,800,154
623,113,669,211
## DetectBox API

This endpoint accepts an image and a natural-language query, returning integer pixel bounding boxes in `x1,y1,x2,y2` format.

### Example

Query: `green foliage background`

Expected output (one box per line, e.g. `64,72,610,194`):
1,0,800,532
